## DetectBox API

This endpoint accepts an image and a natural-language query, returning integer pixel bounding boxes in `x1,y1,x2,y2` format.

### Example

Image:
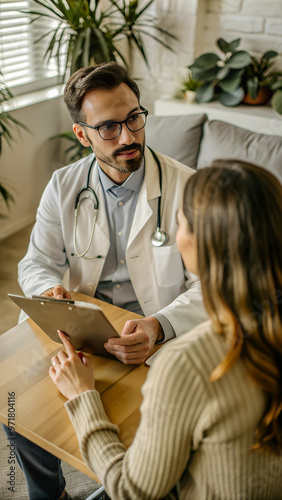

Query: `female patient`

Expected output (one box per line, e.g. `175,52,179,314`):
50,160,282,499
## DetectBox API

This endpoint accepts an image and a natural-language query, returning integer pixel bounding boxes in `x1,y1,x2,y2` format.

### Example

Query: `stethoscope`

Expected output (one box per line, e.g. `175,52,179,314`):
71,147,167,259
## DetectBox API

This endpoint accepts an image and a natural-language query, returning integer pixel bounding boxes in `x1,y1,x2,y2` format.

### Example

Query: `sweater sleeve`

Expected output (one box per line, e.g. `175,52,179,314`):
65,347,208,500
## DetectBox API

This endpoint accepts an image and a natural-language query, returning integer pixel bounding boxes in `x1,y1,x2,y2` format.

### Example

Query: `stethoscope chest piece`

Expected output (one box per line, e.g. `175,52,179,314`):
151,228,168,247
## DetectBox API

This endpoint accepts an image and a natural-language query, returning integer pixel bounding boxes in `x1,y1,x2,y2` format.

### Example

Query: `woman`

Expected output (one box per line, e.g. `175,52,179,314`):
50,160,282,499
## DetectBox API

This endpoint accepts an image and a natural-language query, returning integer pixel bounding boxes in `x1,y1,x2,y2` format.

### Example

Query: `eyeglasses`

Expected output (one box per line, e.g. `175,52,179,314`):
78,108,148,141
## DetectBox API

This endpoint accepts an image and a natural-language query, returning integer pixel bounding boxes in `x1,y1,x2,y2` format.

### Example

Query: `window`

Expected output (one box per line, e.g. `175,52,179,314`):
0,1,61,95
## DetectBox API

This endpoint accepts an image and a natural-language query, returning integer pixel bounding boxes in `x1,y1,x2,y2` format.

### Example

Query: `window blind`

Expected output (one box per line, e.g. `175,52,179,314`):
0,0,62,95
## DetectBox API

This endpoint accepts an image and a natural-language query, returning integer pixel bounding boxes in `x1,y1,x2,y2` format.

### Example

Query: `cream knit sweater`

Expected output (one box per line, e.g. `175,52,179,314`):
65,320,282,499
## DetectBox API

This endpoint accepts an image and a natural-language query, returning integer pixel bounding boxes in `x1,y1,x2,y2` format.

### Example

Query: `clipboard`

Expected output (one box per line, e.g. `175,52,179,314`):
8,294,120,359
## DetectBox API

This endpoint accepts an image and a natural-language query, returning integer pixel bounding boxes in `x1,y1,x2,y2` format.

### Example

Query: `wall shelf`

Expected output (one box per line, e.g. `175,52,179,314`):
154,99,282,137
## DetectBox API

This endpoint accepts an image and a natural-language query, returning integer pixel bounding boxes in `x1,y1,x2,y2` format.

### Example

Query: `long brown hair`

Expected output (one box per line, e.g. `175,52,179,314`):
183,160,282,454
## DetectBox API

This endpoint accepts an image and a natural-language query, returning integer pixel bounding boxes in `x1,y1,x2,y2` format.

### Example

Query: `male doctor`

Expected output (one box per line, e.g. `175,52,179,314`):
18,61,207,366
4,62,207,500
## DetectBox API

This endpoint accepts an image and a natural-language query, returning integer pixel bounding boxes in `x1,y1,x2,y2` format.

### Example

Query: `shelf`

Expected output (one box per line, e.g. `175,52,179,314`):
154,99,282,137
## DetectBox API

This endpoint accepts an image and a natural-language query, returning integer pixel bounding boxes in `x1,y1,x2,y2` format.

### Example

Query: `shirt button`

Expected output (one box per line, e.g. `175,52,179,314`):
120,259,125,264
118,201,123,206
116,284,120,289
118,231,123,237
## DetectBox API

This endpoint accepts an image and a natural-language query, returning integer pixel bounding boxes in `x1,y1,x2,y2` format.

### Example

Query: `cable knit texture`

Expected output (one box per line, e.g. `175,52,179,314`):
65,320,282,499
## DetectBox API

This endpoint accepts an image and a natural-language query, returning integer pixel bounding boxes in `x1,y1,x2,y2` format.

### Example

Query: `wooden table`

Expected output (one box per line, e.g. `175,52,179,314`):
0,292,154,482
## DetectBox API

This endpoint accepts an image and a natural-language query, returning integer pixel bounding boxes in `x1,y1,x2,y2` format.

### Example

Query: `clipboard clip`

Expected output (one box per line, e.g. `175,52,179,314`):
32,295,75,305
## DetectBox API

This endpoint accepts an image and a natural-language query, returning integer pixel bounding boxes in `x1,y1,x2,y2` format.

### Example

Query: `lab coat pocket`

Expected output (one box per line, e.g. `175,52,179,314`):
153,243,184,288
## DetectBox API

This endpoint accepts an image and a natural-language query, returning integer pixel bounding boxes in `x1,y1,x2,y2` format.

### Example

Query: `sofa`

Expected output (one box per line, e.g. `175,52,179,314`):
145,113,282,182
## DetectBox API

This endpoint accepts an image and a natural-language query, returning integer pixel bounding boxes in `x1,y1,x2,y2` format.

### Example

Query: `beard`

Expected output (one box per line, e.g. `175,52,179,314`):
87,135,145,174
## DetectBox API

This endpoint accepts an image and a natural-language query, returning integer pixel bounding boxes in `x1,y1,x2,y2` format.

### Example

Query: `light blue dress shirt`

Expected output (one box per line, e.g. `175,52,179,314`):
95,163,145,315
95,162,175,341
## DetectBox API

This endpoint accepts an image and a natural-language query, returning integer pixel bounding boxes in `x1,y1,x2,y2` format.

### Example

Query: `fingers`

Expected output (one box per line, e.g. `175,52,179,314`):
105,334,150,365
108,331,146,347
57,330,77,356
51,355,60,368
106,346,147,365
121,319,139,336
53,285,72,300
41,286,72,300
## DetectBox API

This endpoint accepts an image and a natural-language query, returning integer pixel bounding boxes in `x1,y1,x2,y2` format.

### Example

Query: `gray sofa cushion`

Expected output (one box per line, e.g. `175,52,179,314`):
145,113,207,170
197,120,282,182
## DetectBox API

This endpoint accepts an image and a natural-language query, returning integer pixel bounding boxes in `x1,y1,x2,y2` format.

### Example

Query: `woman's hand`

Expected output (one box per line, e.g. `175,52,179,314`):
49,331,95,400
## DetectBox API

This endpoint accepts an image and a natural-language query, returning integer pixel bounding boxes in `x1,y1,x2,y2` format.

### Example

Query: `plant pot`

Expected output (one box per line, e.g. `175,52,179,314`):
184,90,196,104
242,88,272,105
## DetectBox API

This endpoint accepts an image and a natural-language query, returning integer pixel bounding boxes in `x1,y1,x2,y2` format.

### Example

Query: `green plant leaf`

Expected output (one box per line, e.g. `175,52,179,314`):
262,50,278,61
195,82,214,103
218,87,244,107
218,69,244,92
217,66,230,80
246,76,259,99
189,65,218,82
226,51,251,69
217,38,241,54
190,53,220,70
271,90,282,115
270,80,282,91
23,0,177,78
0,183,14,218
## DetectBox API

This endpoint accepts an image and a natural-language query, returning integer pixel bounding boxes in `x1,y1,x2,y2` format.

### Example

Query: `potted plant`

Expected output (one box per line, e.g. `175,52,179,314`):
188,38,251,107
242,50,282,105
188,37,282,113
25,0,177,79
175,70,203,102
0,71,28,219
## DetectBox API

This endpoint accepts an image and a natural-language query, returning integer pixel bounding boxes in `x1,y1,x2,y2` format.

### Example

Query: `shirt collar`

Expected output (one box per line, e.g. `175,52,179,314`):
98,159,145,193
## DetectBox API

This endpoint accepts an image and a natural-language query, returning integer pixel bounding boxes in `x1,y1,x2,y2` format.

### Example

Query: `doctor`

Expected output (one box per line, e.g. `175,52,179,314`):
18,62,207,368
11,63,208,500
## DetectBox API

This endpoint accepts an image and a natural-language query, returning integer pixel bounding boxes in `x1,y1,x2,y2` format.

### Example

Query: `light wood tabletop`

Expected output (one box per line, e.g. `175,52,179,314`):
0,292,156,482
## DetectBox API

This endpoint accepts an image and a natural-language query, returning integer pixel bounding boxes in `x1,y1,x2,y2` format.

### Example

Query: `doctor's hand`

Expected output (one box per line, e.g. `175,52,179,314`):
41,285,72,300
49,331,95,400
104,316,164,365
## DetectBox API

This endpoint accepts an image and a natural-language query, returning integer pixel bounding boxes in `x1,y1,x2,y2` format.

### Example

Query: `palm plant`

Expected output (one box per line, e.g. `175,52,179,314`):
0,72,28,219
25,0,177,78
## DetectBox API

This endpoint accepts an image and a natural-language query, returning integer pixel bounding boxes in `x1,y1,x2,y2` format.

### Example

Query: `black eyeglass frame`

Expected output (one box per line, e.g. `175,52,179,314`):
78,107,149,141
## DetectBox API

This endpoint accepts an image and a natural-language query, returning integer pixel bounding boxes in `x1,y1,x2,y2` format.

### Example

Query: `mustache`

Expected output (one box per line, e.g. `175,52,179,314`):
114,144,142,156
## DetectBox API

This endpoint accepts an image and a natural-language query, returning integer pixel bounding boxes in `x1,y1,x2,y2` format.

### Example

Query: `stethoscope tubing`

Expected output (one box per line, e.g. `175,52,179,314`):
72,149,167,258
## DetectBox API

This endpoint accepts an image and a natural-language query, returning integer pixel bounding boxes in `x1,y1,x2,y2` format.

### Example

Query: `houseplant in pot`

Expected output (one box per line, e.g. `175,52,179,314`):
188,37,282,111
188,38,251,107
25,0,177,79
26,0,177,162
175,70,203,102
242,50,282,105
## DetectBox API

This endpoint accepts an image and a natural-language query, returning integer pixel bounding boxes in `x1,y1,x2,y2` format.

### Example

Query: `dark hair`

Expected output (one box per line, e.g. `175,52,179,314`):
183,159,282,454
63,62,140,123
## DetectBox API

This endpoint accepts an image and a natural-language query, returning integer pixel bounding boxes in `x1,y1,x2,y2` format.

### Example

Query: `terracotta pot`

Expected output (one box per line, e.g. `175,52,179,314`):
242,88,272,105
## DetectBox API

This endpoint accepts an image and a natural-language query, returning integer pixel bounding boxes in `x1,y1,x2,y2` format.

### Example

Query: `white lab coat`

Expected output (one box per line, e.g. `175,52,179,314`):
19,147,207,337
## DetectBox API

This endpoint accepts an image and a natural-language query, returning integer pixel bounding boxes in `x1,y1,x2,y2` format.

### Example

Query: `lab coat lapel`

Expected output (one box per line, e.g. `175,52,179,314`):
77,159,110,261
92,160,109,241
127,147,160,248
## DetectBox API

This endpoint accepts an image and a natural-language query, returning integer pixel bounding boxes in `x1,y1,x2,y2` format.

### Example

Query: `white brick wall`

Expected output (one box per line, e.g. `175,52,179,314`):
205,14,264,34
138,0,200,109
207,0,242,14
200,1,282,58
242,0,282,17
138,0,282,108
